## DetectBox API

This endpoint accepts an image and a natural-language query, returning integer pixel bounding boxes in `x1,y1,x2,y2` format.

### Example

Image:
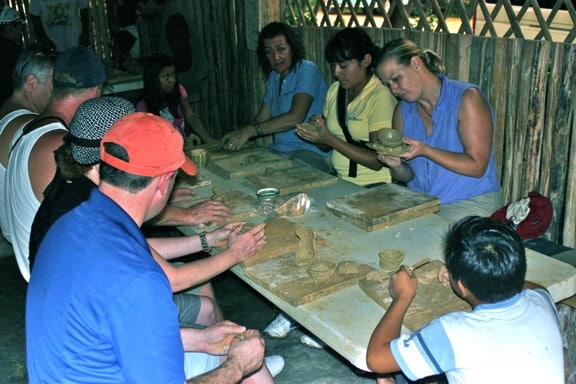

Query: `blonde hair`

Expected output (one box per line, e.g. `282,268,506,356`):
375,38,446,74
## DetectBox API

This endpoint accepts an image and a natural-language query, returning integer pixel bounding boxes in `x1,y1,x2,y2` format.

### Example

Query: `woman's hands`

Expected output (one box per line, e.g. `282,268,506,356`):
295,114,333,146
221,125,256,151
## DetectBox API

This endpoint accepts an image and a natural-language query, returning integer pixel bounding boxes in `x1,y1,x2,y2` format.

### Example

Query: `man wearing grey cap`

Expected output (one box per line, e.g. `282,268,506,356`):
4,45,106,282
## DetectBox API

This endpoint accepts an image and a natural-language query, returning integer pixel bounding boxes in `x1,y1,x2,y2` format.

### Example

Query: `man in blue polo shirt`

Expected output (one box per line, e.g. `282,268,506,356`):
27,113,275,383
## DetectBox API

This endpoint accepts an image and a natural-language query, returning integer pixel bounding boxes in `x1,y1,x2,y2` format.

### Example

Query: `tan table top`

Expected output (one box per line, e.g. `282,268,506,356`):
178,153,576,372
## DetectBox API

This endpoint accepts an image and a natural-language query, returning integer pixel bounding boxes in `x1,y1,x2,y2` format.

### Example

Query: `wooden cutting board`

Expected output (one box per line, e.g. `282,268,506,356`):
359,260,470,330
244,164,338,195
241,217,329,267
175,172,212,190
326,183,440,232
184,141,261,160
208,148,293,179
243,250,373,306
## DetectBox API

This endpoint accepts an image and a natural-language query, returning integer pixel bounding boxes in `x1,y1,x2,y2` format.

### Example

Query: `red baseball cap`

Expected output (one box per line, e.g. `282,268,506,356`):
101,112,197,177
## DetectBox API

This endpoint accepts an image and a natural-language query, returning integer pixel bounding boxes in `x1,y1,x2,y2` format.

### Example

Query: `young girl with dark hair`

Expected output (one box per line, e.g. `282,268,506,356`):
136,54,215,143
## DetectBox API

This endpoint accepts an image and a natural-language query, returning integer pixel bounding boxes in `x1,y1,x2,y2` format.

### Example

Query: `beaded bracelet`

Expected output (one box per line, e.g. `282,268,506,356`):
252,120,264,136
199,232,212,253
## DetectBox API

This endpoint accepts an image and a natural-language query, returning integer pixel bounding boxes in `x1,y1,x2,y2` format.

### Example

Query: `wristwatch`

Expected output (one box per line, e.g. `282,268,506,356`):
199,232,212,253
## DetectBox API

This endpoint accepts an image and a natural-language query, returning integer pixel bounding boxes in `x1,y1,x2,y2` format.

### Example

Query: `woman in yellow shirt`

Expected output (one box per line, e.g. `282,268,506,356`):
296,28,397,186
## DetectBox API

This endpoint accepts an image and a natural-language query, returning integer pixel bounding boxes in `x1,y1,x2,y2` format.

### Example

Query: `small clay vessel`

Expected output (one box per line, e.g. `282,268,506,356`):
294,227,316,266
378,249,405,271
308,261,336,284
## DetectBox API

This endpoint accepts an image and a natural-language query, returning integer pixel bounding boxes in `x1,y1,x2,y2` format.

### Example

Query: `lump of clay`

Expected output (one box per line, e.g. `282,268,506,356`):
298,122,322,132
337,261,360,275
366,270,387,282
294,227,316,266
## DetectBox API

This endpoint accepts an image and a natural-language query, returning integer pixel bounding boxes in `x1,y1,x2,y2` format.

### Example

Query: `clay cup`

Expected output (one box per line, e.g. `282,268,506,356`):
189,148,208,168
378,249,405,271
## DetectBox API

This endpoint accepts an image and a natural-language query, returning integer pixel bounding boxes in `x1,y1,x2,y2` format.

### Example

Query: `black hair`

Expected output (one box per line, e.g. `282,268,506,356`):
256,22,305,76
325,27,378,70
141,54,181,119
100,142,153,192
444,216,526,303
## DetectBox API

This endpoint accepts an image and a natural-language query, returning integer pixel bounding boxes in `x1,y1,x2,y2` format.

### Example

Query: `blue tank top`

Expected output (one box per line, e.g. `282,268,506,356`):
401,75,500,205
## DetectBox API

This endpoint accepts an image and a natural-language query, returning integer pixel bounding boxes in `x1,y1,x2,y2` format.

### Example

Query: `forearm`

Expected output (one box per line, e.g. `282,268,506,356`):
325,135,384,170
389,160,414,183
186,113,214,143
422,146,488,178
147,236,202,260
186,359,243,384
366,297,412,373
160,250,241,292
150,205,196,226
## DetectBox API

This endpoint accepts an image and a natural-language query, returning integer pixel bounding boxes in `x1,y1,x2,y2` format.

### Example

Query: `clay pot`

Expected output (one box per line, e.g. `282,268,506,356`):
189,148,208,168
308,261,336,283
377,128,403,147
378,249,405,271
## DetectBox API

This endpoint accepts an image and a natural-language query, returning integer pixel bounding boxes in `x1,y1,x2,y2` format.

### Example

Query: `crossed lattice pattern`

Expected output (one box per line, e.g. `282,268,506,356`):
285,0,576,43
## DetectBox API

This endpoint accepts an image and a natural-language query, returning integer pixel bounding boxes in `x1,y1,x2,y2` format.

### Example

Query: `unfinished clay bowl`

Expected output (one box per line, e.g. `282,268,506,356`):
377,128,404,147
308,261,336,283
378,249,405,271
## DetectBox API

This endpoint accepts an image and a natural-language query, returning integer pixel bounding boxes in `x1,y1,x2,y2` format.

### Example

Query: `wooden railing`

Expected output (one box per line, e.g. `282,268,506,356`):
285,0,576,43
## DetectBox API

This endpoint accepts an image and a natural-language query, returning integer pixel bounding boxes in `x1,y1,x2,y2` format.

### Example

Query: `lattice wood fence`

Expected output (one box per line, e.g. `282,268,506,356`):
285,0,576,43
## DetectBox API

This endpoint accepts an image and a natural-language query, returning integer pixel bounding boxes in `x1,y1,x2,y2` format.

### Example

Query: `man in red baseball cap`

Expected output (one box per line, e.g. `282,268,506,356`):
27,112,275,383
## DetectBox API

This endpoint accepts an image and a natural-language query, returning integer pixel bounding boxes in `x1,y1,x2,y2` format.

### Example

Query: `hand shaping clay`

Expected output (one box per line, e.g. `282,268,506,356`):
294,227,316,266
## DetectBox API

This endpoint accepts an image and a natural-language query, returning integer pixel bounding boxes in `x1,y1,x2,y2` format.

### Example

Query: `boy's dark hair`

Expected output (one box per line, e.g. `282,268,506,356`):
444,216,526,303
141,54,181,119
325,27,378,69
256,22,305,76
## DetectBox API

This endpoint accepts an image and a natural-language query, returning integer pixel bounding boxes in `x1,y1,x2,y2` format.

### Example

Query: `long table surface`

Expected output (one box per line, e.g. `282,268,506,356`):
178,153,576,372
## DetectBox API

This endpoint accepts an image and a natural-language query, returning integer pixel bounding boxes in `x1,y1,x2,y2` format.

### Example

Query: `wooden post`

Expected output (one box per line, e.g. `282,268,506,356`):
244,0,281,50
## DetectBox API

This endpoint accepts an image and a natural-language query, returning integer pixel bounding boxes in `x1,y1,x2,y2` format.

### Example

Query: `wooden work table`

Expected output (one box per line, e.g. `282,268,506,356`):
177,149,576,372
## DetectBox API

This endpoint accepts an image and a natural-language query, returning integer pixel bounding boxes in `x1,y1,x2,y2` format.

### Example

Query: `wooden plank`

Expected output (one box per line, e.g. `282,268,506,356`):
325,184,440,232
241,217,329,267
359,260,470,330
207,149,293,179
243,250,372,306
244,164,338,195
